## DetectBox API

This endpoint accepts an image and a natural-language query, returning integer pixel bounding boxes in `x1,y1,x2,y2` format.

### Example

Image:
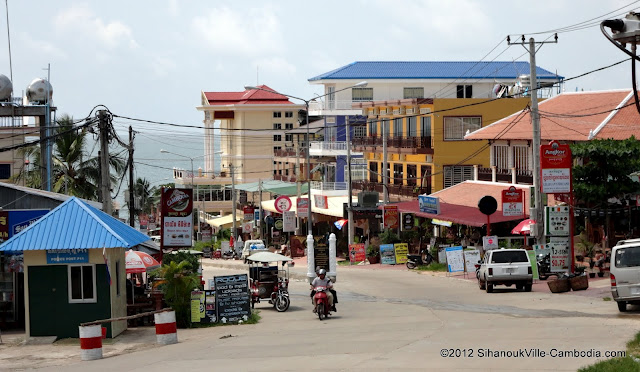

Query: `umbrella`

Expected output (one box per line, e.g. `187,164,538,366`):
125,250,161,274
511,219,536,235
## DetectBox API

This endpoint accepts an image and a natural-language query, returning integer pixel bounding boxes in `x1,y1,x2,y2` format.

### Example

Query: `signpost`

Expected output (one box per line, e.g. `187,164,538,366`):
274,195,292,213
502,186,524,217
214,274,250,324
161,188,194,249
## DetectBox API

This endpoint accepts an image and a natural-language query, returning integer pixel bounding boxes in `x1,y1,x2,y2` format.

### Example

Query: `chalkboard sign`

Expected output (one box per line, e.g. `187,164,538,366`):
314,240,329,273
214,274,251,324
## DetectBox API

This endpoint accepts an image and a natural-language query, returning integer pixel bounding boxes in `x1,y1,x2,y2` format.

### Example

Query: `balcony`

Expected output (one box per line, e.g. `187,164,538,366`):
351,181,431,199
352,136,433,154
274,147,307,158
308,100,364,112
477,167,533,185
309,141,363,157
273,174,297,182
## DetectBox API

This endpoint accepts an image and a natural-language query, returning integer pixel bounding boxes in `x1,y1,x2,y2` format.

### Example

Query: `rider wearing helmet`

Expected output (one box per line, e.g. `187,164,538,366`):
310,269,334,313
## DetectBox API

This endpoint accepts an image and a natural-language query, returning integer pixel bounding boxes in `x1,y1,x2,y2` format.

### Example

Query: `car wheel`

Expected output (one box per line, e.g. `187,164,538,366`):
516,284,524,291
618,301,627,312
485,277,493,293
524,283,532,292
478,276,485,290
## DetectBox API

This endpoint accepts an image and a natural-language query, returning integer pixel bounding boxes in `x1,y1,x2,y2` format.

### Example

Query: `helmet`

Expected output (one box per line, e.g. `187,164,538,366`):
315,266,321,273
318,269,326,276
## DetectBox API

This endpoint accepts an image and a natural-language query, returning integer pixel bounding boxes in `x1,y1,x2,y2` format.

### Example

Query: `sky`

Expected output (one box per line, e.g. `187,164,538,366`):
0,0,637,136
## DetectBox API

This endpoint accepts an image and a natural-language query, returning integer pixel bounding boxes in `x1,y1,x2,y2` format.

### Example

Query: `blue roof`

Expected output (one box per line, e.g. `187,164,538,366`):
308,61,563,81
0,197,150,252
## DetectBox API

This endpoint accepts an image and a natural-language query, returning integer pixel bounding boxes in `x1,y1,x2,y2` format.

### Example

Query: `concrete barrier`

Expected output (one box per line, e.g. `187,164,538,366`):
79,324,103,361
154,310,178,345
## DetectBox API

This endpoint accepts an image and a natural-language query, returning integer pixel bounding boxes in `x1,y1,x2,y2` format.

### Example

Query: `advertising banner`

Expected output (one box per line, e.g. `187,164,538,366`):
548,239,570,273
203,290,216,323
463,249,480,272
8,209,49,238
283,210,296,232
394,243,408,265
545,206,571,236
540,141,572,194
139,214,149,230
349,243,366,263
314,195,328,209
445,246,465,273
380,244,396,265
161,188,193,247
383,205,399,230
527,250,539,280
297,198,309,216
419,195,440,214
163,217,193,247
501,186,524,217
190,290,205,323
214,274,250,323
401,213,414,231
243,206,255,220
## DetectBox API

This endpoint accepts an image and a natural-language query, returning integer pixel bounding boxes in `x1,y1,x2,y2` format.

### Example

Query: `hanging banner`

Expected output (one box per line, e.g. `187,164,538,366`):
502,186,524,217
349,243,366,263
394,243,408,265
314,195,328,209
540,141,572,194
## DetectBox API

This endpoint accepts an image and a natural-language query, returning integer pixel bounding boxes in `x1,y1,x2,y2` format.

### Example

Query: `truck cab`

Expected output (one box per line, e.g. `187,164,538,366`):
241,239,268,263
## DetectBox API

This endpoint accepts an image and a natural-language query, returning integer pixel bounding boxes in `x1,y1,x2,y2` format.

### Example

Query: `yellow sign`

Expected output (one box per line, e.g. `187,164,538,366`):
191,291,204,323
394,243,408,264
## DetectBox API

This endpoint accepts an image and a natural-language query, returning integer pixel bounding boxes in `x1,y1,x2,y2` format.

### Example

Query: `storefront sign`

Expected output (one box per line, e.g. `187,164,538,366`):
161,188,193,247
548,239,570,272
545,206,570,236
502,186,524,217
445,246,465,273
383,205,399,230
163,216,192,246
540,141,572,194
419,195,440,214
297,198,309,216
46,249,89,264
203,290,216,323
349,243,366,263
314,195,328,209
243,206,255,220
401,213,414,231
190,290,205,323
394,243,408,265
214,274,250,323
282,211,296,232
380,244,396,265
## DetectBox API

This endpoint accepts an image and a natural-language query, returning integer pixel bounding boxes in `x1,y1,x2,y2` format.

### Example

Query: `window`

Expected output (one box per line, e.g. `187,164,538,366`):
493,145,509,169
443,116,481,140
491,250,529,263
369,162,378,183
68,265,96,303
285,111,293,118
328,86,336,109
393,118,403,137
393,164,403,185
285,168,289,176
273,135,282,142
285,134,293,142
456,85,473,98
404,87,424,99
444,165,474,188
407,117,417,137
273,112,282,118
352,87,373,102
407,164,417,186
615,247,640,268
513,146,529,171
285,123,293,130
273,146,281,153
420,116,431,137
368,121,377,136
273,123,281,130
327,126,337,141
0,164,10,179
354,126,366,138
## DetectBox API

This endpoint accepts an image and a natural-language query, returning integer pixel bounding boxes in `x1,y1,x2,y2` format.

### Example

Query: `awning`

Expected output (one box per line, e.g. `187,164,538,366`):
389,200,526,227
261,194,358,218
206,213,245,228
233,180,307,195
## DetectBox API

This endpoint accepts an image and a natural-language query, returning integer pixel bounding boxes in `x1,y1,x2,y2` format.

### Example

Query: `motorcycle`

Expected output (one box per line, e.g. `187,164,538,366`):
313,286,331,320
221,250,238,260
269,276,290,312
406,250,434,269
475,260,481,280
537,253,551,280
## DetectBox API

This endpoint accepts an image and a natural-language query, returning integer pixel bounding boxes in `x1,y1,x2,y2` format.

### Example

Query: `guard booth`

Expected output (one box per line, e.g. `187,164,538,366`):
0,197,150,339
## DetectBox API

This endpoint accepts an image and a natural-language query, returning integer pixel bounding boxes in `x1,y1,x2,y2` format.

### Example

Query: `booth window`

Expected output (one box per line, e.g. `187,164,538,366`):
68,265,97,303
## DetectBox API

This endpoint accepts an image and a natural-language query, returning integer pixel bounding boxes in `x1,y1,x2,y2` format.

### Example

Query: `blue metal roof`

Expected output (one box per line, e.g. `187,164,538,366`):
308,61,563,81
0,197,150,252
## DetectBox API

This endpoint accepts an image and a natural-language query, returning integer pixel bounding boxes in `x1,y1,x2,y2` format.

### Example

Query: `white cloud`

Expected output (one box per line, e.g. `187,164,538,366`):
54,4,138,50
253,57,297,79
167,0,180,16
151,56,177,77
192,6,285,57
17,32,68,60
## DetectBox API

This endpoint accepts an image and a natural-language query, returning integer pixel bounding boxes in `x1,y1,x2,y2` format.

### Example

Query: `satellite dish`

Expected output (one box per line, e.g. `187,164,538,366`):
0,74,12,102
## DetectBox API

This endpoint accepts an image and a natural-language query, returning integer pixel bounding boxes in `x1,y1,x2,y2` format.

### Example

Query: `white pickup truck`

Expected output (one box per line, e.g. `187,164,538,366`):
478,249,533,293
241,239,269,263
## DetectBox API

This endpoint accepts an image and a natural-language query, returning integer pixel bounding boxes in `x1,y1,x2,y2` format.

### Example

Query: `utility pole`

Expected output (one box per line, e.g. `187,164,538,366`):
231,165,237,245
98,110,113,215
507,35,558,245
295,141,301,235
346,117,354,245
382,119,389,204
258,179,263,240
128,126,135,227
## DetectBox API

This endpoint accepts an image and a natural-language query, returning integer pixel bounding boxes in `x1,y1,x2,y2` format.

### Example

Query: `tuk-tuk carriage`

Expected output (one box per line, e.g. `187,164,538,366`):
246,252,292,312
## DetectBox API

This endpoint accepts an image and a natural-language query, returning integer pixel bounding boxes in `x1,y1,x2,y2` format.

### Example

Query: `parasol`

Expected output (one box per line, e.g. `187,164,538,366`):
125,249,161,274
511,219,536,235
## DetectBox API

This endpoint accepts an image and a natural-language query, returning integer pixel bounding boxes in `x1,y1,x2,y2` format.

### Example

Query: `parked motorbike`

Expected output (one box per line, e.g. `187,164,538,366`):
595,251,611,277
221,250,238,260
313,286,331,320
537,253,551,280
475,260,481,280
268,276,290,312
406,250,434,269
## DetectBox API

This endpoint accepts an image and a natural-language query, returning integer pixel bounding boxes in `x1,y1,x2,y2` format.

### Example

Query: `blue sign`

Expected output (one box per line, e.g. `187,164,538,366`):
46,249,90,264
254,210,260,221
9,210,49,237
418,195,440,214
380,244,396,265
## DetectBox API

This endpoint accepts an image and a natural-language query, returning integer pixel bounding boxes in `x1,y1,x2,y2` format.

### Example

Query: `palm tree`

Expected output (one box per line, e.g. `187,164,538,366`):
125,177,158,220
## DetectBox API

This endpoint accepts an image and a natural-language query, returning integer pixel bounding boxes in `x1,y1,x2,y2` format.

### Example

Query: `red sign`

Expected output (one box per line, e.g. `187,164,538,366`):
383,205,399,230
501,186,524,217
314,195,328,209
161,188,193,217
349,243,366,263
540,141,572,169
139,214,149,229
243,206,255,220
297,198,309,215
540,141,572,194
274,195,292,213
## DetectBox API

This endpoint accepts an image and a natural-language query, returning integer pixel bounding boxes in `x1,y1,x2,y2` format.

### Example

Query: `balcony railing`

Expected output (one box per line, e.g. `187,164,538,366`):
352,136,433,153
274,148,307,157
351,181,431,198
308,100,364,111
477,167,533,184
310,181,348,191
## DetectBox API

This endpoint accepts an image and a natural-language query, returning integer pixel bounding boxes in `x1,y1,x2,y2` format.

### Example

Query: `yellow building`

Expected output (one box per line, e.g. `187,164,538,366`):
352,98,531,201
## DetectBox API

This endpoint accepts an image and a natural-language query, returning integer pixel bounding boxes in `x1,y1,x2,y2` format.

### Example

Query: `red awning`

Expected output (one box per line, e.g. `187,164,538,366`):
388,200,526,227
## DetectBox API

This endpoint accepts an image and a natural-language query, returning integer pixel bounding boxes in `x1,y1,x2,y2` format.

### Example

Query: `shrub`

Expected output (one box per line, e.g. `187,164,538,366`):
151,260,200,328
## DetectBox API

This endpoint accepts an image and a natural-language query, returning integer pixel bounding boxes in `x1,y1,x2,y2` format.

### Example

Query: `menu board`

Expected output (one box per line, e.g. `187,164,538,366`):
214,274,250,323
203,290,216,323
314,239,329,272
190,291,204,323
394,243,408,265
463,249,480,273
380,244,396,265
445,246,465,273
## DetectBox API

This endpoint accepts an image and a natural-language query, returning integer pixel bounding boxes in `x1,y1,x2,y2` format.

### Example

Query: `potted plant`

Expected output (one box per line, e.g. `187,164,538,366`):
366,243,380,264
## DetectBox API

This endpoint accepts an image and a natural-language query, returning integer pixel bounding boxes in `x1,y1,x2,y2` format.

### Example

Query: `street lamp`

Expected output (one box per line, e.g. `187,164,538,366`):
244,82,367,237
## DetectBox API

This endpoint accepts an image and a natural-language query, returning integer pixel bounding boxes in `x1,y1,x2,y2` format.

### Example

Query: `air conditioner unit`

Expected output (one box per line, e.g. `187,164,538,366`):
392,109,400,115
420,108,432,114
406,108,414,115
379,109,387,115
358,191,379,208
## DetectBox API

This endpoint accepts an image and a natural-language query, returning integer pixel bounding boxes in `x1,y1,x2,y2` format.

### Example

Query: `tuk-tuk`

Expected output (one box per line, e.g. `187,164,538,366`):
246,252,292,312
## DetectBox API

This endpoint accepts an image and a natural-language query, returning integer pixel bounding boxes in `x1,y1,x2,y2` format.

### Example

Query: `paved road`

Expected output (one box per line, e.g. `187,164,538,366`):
37,262,639,372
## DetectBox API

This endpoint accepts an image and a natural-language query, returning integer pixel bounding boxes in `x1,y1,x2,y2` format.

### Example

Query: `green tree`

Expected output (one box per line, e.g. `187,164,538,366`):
125,177,158,220
571,137,640,207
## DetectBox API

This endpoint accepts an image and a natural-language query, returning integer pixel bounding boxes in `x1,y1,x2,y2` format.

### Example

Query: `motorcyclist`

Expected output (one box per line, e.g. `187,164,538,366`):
310,269,335,313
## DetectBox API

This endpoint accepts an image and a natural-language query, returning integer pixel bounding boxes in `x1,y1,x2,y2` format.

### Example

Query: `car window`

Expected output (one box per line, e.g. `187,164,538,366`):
490,250,529,263
615,247,640,268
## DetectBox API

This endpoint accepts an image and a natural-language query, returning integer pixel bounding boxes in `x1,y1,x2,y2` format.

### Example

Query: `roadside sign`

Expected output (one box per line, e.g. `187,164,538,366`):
445,246,464,273
545,206,570,236
482,235,499,250
349,243,365,263
418,195,440,214
297,198,309,216
274,195,292,213
548,239,570,272
282,211,296,232
394,243,408,265
540,141,572,194
502,186,524,217
214,274,250,324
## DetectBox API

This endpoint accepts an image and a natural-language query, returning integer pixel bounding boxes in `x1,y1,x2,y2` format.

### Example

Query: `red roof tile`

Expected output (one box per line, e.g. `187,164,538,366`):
203,85,295,106
465,90,638,141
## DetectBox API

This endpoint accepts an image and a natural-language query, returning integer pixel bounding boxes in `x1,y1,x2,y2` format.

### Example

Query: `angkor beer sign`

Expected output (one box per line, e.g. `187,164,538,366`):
540,141,572,194
161,188,193,247
501,186,524,217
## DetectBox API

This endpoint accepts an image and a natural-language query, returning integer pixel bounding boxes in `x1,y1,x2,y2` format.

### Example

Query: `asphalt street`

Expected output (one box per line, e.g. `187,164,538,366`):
26,262,640,372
